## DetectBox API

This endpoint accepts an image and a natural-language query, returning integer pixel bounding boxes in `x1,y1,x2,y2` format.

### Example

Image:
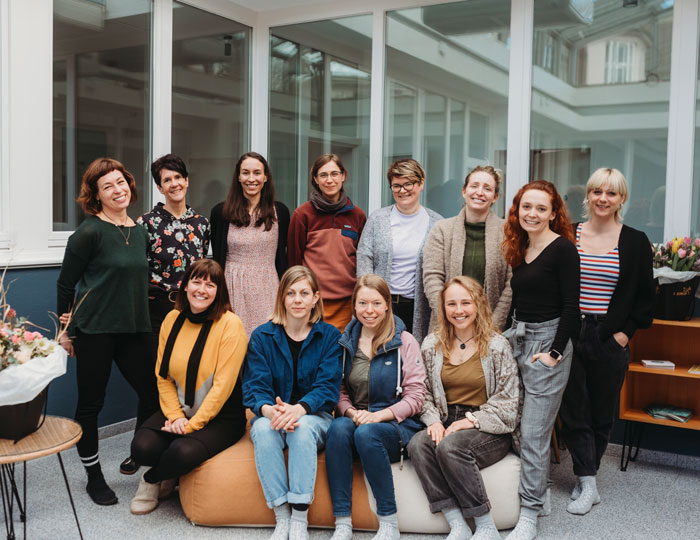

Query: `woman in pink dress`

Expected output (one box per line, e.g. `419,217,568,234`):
211,152,290,336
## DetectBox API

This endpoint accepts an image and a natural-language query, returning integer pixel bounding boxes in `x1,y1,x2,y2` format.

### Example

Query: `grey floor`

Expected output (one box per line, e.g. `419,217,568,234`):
5,430,700,540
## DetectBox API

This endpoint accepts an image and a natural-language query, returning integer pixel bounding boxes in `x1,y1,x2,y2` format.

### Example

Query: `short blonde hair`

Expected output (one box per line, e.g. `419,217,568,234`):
583,168,629,222
270,266,324,325
386,159,425,186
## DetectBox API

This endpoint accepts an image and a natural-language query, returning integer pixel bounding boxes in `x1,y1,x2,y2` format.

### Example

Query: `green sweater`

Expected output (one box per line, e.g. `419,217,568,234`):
462,220,486,286
57,215,150,334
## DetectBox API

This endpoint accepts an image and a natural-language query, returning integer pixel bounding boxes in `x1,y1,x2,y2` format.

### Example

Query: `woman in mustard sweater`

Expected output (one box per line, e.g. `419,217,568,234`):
129,259,248,514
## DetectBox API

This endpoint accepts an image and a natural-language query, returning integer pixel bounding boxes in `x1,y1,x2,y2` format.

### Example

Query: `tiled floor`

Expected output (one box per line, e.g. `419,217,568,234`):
6,430,700,539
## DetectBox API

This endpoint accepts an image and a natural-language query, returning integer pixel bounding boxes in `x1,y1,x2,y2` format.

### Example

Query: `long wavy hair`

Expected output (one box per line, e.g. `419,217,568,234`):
502,180,574,268
436,276,497,361
352,274,396,358
223,152,277,231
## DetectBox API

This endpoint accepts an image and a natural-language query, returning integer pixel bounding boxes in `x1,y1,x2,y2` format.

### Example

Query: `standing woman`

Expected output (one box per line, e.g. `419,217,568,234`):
288,154,366,332
559,168,654,515
423,166,512,330
356,158,442,342
501,181,580,540
129,259,248,515
243,266,342,540
408,276,519,540
326,274,426,540
211,152,290,336
57,158,159,505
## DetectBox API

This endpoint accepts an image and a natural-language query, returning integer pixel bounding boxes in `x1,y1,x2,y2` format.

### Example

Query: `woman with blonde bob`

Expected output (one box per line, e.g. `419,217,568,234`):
559,168,654,515
325,274,426,540
242,265,342,540
408,276,519,540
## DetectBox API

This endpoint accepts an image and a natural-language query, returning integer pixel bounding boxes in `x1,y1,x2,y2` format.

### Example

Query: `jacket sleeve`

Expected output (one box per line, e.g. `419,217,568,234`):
56,227,95,317
472,336,519,434
492,264,513,331
242,330,278,417
422,222,446,311
185,316,248,433
622,231,655,339
418,337,443,427
356,213,375,277
297,326,343,414
336,379,354,417
287,209,307,267
388,332,426,423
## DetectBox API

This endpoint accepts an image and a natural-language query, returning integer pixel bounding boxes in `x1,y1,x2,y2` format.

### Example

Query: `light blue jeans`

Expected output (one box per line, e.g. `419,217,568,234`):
503,316,572,513
250,412,333,508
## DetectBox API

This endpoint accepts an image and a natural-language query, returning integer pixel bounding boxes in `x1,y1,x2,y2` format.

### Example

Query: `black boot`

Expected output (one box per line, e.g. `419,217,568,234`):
85,463,118,505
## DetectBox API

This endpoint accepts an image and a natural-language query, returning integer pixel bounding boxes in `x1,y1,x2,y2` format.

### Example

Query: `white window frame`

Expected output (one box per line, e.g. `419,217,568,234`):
0,0,10,250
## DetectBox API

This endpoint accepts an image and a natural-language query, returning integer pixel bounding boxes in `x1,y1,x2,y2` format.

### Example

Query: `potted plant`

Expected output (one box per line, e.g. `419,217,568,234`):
0,270,67,441
652,236,700,321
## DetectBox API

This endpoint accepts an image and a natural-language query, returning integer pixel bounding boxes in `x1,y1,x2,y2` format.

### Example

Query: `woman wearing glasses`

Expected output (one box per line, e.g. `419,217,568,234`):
423,166,512,330
356,159,442,342
288,154,366,332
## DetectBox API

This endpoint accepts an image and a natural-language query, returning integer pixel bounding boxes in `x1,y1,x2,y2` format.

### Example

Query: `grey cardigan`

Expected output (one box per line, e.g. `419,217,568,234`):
422,207,512,330
356,205,443,343
419,332,520,451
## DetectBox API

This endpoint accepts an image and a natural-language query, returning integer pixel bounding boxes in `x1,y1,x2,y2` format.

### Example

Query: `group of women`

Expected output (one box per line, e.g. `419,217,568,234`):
57,151,654,540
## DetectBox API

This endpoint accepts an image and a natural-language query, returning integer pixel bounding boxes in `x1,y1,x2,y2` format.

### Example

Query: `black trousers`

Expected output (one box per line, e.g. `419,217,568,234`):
391,295,414,335
148,287,176,360
73,331,159,460
559,316,629,477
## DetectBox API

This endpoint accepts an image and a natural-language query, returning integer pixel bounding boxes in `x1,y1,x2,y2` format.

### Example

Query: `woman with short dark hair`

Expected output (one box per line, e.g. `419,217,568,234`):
57,157,159,505
130,259,248,515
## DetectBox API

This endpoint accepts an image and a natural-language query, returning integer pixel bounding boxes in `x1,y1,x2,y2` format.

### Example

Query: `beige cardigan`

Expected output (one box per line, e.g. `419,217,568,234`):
422,208,512,330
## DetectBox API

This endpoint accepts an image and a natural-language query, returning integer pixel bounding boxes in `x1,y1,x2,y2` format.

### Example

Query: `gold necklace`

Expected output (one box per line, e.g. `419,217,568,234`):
101,212,132,246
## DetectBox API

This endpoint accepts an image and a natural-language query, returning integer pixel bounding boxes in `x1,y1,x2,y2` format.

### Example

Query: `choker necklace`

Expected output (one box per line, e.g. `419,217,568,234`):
455,334,475,350
101,212,131,245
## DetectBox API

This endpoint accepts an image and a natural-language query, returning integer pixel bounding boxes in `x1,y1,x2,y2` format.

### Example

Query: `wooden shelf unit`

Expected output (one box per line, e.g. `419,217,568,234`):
620,318,700,431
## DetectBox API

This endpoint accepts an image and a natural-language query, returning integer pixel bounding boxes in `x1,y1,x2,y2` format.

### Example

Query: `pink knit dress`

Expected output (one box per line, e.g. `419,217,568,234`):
224,220,279,337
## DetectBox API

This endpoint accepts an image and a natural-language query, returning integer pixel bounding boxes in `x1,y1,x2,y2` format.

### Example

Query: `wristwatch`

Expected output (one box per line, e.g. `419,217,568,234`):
548,349,562,362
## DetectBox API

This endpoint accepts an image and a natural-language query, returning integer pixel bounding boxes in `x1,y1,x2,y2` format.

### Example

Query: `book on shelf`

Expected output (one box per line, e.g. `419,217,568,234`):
641,359,675,369
644,404,694,423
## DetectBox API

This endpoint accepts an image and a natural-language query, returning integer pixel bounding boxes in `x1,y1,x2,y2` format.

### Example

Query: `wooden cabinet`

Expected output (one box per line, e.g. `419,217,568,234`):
620,318,700,431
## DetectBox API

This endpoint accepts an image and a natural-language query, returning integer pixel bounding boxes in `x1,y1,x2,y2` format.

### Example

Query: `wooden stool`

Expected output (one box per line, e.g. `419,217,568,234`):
0,416,82,540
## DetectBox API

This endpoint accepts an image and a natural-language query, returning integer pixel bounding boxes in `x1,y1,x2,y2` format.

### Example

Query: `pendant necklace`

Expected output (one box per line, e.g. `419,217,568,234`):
455,334,475,350
102,212,132,245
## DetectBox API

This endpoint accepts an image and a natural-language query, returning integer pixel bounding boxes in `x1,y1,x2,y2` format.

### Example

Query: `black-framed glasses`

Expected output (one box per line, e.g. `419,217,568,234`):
390,181,418,193
317,171,343,180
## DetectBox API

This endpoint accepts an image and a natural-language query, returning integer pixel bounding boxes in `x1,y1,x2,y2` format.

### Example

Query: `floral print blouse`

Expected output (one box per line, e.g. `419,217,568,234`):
137,203,210,291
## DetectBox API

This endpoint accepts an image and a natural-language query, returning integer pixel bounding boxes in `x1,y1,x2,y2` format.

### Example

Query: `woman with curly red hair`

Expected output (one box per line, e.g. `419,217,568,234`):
501,181,580,540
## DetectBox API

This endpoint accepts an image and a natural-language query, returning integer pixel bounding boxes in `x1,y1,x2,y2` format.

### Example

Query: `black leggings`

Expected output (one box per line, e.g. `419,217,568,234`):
131,429,209,482
73,331,158,460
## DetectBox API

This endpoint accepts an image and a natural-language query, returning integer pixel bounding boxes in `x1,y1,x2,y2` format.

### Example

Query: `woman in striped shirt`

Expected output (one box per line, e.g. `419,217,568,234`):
559,168,655,516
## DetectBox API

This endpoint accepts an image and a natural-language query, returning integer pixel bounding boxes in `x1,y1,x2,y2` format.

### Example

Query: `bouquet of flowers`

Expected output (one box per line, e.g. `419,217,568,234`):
652,236,700,272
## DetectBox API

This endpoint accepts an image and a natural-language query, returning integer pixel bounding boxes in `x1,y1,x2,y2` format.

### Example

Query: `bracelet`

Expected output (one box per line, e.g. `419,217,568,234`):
465,411,480,429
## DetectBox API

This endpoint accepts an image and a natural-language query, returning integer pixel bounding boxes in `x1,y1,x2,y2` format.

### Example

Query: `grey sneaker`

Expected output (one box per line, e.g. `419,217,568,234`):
330,524,353,540
268,519,290,540
371,521,400,540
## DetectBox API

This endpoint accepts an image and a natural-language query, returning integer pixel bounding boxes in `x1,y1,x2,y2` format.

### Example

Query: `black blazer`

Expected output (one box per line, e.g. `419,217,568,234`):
210,200,290,279
575,222,655,340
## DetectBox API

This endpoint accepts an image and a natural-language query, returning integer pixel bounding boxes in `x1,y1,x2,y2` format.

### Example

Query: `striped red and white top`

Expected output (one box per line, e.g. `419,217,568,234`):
576,223,620,314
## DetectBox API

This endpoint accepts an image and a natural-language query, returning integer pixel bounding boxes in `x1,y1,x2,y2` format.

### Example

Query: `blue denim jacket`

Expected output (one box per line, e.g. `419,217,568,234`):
242,320,342,417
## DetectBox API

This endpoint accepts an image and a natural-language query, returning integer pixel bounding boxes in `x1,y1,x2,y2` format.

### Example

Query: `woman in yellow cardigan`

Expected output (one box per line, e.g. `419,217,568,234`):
129,259,248,514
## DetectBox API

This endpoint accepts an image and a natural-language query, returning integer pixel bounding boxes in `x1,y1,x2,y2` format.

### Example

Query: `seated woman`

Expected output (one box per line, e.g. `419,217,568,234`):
129,259,248,515
326,274,426,540
408,276,519,540
242,266,342,540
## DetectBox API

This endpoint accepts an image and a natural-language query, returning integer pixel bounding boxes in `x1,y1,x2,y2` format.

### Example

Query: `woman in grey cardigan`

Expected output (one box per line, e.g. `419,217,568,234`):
356,159,442,342
408,276,519,540
422,166,511,330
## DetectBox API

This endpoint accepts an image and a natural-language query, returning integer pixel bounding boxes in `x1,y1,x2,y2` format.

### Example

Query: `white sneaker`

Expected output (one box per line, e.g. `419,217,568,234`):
268,518,290,540
472,525,500,540
330,524,353,540
566,483,600,515
371,521,400,540
505,516,537,540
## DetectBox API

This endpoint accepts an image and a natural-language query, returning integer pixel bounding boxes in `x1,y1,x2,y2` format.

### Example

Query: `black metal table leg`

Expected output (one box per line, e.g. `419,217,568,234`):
620,420,645,471
56,454,83,540
1,464,16,540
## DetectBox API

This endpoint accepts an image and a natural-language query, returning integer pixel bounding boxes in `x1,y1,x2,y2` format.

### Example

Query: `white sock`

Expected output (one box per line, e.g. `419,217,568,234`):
291,507,308,525
273,503,291,522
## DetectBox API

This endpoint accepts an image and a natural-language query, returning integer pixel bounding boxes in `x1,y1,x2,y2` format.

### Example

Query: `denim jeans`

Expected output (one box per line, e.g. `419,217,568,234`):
559,314,630,476
407,404,512,518
325,417,418,517
250,412,332,508
503,317,572,512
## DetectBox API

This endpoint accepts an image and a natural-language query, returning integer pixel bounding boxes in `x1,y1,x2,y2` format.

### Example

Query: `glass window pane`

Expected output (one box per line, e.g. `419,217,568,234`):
384,1,511,218
269,16,372,211
531,0,672,241
53,1,152,231
171,3,250,217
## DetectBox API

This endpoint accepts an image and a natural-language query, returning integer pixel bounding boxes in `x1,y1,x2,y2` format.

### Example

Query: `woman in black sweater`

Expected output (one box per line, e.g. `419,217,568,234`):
559,168,654,516
501,180,580,540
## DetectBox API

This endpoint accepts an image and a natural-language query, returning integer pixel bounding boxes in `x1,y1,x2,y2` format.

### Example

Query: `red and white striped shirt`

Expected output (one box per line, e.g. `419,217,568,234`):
576,223,620,314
